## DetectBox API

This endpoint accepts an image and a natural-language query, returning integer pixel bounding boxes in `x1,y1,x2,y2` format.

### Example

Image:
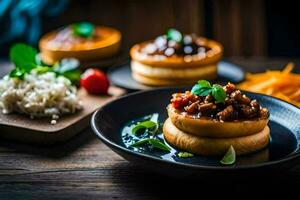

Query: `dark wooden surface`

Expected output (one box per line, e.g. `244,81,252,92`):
0,58,300,199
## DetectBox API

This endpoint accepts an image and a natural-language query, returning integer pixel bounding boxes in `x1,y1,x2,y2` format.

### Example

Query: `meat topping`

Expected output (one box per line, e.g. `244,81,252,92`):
170,82,269,121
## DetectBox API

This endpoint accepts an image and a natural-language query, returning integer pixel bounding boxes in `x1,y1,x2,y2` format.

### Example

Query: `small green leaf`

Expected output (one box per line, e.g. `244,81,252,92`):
220,145,236,165
148,139,171,152
191,85,212,96
167,28,182,43
34,66,51,74
130,138,151,147
72,22,94,38
132,121,157,134
131,138,171,152
197,80,211,88
9,68,25,79
191,80,213,96
10,43,37,73
212,84,226,103
178,152,194,158
62,70,81,84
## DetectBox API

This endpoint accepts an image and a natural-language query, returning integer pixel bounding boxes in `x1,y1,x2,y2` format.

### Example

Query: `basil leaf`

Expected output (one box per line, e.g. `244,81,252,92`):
9,68,25,79
220,145,236,165
212,84,226,103
62,70,81,84
178,152,194,158
197,80,211,88
191,80,213,96
10,43,37,73
132,121,157,134
148,139,171,152
131,138,171,152
34,66,51,74
167,28,182,43
72,22,94,38
130,138,151,147
191,84,212,96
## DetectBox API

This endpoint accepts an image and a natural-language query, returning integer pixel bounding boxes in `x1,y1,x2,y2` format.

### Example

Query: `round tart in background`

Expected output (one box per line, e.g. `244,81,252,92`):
39,22,121,65
130,29,223,86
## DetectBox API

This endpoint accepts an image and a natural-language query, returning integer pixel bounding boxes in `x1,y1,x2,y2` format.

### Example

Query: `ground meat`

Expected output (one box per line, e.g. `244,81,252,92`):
217,105,234,121
225,97,235,105
204,95,213,103
260,108,269,118
184,100,199,114
224,82,235,94
170,82,269,121
199,103,216,113
230,90,251,104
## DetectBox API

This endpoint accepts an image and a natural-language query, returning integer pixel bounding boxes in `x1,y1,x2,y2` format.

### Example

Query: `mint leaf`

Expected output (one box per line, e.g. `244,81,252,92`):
9,68,25,79
212,84,226,103
178,152,194,158
34,66,51,74
191,85,212,96
132,120,157,134
72,22,94,38
191,80,213,96
62,70,81,84
197,80,211,88
220,145,236,165
131,138,171,152
167,28,182,43
148,139,171,152
10,43,37,73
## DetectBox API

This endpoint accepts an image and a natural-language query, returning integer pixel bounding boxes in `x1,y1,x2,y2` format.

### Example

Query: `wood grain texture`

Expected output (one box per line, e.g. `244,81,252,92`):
212,0,267,56
0,59,300,199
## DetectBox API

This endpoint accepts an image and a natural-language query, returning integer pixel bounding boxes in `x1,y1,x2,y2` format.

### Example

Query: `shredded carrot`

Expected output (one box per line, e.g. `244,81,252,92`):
237,63,300,107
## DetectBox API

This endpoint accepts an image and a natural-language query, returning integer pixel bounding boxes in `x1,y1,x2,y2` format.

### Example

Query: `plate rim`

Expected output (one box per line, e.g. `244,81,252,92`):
107,60,245,91
91,87,300,170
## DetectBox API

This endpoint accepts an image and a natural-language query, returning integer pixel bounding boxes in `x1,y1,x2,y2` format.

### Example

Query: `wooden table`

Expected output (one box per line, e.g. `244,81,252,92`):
0,58,300,199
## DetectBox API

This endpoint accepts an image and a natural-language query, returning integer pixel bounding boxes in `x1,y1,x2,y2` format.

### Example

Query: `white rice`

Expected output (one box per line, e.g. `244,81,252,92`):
0,71,82,123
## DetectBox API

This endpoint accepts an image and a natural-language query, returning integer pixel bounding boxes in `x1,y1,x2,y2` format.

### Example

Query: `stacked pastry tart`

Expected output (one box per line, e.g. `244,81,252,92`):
39,22,121,65
163,81,270,155
130,29,223,86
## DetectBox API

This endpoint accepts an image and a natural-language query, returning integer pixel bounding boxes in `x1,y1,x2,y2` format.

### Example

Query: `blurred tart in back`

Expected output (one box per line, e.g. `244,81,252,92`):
130,29,223,86
39,22,121,65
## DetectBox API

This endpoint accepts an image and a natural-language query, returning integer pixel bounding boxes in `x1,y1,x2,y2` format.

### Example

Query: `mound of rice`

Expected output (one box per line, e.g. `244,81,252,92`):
0,71,82,124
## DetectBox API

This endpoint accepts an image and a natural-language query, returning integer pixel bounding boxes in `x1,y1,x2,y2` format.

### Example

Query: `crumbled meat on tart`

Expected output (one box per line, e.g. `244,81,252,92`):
170,82,269,122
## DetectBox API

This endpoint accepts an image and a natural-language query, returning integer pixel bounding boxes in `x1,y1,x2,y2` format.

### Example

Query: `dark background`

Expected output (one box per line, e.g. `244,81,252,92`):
0,0,299,58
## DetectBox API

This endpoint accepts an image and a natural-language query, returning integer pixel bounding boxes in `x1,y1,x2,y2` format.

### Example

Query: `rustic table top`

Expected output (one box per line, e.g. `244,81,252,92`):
0,58,300,199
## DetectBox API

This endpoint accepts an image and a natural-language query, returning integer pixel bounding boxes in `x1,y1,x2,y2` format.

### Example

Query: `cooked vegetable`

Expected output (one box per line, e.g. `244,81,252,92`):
80,69,109,94
238,63,300,107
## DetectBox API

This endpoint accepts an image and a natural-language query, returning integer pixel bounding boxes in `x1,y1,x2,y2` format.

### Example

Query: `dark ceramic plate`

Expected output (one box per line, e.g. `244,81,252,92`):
107,61,245,91
91,88,300,177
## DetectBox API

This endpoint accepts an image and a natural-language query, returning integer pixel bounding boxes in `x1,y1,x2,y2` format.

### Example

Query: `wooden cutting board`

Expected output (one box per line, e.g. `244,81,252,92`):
0,86,125,145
